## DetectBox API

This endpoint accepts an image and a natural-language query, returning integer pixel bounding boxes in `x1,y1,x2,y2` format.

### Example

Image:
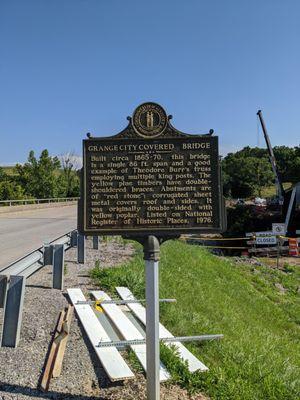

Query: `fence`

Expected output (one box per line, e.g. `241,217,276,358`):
181,235,300,257
0,231,99,348
181,235,250,251
0,197,79,207
247,236,300,256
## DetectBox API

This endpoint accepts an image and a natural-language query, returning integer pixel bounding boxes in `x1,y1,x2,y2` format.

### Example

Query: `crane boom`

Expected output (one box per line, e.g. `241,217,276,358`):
257,110,284,199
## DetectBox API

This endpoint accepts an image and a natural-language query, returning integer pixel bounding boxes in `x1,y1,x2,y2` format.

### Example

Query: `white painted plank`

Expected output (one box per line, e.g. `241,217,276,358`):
67,288,134,381
91,290,170,382
116,286,208,372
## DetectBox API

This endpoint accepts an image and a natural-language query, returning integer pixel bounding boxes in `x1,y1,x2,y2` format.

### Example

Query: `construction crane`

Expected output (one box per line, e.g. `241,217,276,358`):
257,110,300,236
257,110,284,202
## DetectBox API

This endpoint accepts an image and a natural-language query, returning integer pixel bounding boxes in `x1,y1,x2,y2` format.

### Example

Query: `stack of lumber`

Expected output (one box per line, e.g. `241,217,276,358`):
67,287,208,382
91,290,170,381
115,287,208,373
68,288,134,381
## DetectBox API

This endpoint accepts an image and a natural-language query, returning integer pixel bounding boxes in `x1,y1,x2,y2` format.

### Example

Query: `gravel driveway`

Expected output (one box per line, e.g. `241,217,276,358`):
0,238,207,400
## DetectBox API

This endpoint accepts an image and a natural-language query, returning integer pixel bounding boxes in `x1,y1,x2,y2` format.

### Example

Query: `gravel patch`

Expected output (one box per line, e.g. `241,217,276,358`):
0,238,207,400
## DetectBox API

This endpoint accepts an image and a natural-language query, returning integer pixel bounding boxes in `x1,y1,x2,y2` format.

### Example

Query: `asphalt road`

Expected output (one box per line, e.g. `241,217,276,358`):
0,205,76,270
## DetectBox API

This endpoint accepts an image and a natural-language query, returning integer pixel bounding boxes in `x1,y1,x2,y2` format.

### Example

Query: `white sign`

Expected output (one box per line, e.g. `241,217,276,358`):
246,231,273,237
255,236,277,245
272,223,286,236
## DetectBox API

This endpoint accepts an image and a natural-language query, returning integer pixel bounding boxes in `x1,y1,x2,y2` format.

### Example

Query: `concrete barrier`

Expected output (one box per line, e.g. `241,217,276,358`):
0,201,77,214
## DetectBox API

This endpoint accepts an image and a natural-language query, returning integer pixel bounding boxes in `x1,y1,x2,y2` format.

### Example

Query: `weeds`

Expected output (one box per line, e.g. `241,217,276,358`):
90,240,300,400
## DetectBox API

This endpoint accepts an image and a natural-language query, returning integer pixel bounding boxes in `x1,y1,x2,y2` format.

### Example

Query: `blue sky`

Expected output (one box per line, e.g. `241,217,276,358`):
0,0,299,164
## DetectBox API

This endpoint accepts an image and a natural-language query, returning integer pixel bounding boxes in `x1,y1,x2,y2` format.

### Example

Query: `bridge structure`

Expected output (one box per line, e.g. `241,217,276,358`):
0,203,77,270
0,201,91,348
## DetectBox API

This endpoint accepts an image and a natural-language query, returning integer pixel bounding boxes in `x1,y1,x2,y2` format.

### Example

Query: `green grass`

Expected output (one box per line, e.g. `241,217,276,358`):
90,241,300,400
260,182,293,198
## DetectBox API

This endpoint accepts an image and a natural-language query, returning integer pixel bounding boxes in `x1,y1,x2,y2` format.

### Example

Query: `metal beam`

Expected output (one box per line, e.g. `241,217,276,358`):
144,236,160,400
77,234,85,264
257,110,284,199
76,298,176,306
93,235,99,250
97,334,224,348
53,244,65,290
1,252,42,276
71,231,78,247
43,245,53,266
22,262,44,279
1,275,26,347
285,187,296,232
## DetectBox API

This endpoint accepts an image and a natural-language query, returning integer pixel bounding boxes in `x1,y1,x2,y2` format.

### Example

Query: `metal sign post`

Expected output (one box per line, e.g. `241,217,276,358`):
276,237,280,268
144,236,160,400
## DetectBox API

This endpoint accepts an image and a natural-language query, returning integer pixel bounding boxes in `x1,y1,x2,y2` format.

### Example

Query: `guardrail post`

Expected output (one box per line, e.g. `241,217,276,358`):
53,244,65,290
71,231,78,247
93,235,99,250
44,245,54,265
1,275,26,347
0,275,8,308
77,234,85,264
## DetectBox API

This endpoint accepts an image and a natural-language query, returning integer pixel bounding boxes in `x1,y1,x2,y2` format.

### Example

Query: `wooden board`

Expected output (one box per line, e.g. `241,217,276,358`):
41,309,66,391
116,287,208,372
52,305,74,378
67,288,134,381
91,290,170,382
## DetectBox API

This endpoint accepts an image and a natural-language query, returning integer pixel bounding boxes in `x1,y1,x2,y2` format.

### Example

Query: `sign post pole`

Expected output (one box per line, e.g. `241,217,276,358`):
276,236,280,268
144,236,160,400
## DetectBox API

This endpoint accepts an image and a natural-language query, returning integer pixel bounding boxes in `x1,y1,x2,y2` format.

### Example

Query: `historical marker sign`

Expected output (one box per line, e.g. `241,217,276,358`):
78,102,226,237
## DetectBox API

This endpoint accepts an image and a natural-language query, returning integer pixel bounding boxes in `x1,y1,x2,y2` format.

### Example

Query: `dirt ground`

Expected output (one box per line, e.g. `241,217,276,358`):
261,255,300,268
0,238,207,400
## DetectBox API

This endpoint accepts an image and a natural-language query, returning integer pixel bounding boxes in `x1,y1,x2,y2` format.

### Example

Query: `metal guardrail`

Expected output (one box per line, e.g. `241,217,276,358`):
0,230,96,348
0,197,79,207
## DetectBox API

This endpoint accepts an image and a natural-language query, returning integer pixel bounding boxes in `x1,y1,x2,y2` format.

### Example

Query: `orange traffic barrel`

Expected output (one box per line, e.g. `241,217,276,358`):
289,238,299,256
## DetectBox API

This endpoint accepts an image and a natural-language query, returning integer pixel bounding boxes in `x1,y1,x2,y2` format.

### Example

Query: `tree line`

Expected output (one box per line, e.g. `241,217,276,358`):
0,150,80,201
222,145,300,198
1,145,299,201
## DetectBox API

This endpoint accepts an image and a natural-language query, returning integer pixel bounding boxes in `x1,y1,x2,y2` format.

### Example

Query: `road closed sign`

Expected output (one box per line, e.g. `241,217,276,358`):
255,236,277,245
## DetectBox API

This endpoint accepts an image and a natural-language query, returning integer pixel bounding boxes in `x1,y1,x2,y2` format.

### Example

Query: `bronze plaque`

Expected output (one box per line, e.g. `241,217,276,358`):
78,103,225,237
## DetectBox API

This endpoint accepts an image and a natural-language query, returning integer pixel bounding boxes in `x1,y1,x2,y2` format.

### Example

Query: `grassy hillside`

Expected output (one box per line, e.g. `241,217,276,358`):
91,241,300,399
260,182,293,198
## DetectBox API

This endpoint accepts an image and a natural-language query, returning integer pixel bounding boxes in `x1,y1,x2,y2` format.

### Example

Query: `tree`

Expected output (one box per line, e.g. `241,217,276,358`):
15,150,61,198
0,167,7,181
58,152,81,197
272,146,296,183
252,157,275,197
0,180,25,200
222,148,274,197
0,167,25,200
